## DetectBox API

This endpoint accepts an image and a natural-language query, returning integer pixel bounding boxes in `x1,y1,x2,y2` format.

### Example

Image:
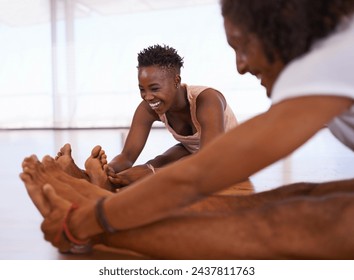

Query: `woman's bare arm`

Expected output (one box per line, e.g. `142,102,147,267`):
108,101,157,172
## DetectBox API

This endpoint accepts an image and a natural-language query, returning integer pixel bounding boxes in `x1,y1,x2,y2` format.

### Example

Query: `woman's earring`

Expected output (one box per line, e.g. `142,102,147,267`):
175,83,179,89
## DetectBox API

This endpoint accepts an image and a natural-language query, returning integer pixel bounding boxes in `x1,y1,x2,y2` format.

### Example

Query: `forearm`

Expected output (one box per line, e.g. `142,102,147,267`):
146,143,191,168
108,154,134,173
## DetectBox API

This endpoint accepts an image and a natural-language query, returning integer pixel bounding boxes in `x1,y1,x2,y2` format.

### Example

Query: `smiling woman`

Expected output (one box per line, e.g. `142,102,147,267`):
71,44,238,189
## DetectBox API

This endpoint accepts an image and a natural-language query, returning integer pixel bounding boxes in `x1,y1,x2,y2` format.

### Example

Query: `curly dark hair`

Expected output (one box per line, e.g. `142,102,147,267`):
221,0,354,64
137,44,184,73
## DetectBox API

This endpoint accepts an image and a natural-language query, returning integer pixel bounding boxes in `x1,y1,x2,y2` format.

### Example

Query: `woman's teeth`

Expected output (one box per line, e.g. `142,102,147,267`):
149,101,161,110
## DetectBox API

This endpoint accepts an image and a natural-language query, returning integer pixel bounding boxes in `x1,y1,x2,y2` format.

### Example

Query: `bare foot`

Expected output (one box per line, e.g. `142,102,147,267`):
42,155,113,199
20,155,51,217
55,143,89,180
85,145,113,191
21,155,111,203
20,154,91,219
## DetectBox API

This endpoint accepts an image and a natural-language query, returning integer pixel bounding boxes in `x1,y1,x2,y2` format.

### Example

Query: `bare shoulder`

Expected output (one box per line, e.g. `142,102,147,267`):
196,88,226,109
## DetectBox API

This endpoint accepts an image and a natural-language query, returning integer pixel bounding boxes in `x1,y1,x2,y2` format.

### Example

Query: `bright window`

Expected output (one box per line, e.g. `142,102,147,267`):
0,0,269,129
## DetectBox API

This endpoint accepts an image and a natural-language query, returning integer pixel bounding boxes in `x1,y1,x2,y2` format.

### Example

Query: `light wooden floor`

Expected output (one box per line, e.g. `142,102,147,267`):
1,128,353,259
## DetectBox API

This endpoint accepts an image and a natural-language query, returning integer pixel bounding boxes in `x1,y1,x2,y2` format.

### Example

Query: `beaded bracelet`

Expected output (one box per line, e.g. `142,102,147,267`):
95,197,118,233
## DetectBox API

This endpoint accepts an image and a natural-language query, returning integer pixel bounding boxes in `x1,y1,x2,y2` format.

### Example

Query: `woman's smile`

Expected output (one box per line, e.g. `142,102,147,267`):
148,100,162,110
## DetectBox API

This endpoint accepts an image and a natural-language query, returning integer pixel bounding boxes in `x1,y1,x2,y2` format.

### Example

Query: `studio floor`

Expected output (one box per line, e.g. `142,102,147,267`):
0,127,353,259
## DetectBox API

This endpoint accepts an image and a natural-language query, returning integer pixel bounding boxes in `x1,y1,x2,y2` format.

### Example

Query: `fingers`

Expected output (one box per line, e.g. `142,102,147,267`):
108,175,129,188
106,168,116,177
108,174,124,183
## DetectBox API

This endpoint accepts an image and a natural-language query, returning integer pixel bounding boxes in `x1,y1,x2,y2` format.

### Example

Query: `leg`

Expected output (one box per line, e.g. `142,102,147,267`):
310,178,354,195
36,175,354,258
225,178,354,208
181,181,320,214
101,191,354,259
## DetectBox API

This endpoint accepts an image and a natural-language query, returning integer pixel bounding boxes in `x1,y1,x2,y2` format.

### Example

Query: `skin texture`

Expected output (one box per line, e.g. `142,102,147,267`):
20,4,354,259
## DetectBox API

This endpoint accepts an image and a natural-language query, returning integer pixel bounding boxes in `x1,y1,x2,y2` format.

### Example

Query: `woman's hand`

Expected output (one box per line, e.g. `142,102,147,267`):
108,165,154,188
